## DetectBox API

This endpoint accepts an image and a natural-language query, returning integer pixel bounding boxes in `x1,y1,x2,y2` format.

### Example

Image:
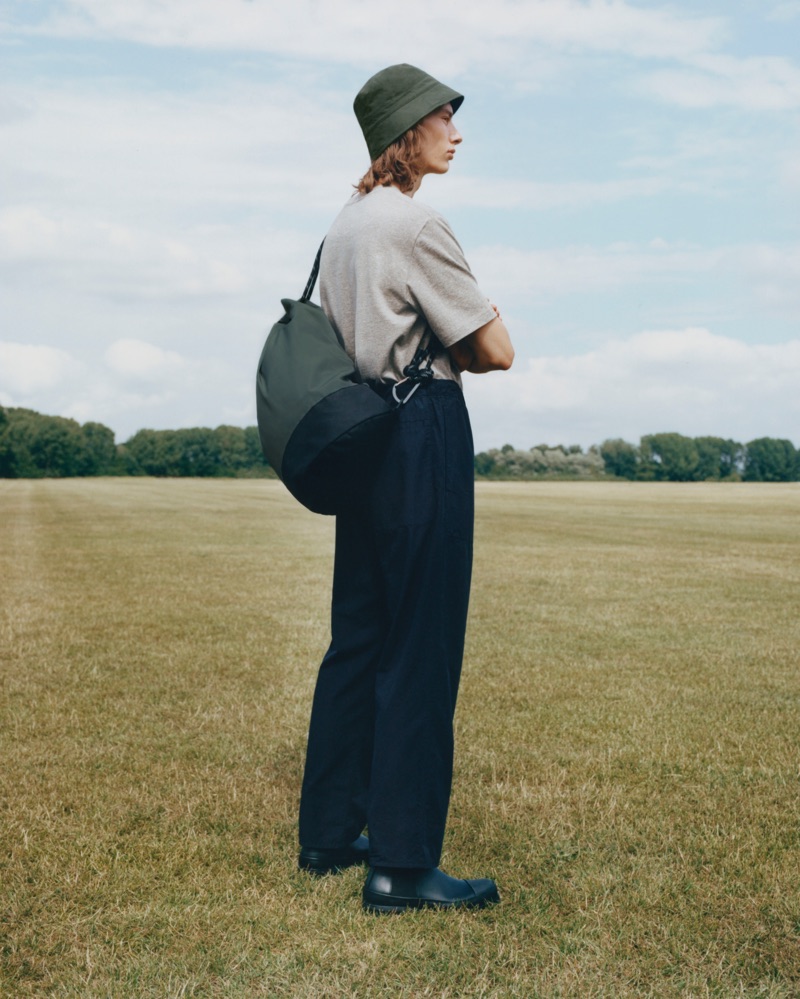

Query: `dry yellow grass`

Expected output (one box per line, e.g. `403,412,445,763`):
1,478,798,997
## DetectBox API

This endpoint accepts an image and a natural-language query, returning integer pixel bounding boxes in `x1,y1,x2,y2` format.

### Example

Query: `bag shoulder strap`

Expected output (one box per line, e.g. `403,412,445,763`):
300,241,325,303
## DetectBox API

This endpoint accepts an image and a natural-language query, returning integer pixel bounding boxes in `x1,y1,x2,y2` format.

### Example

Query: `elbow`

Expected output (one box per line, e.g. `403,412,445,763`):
489,344,514,371
498,345,514,370
485,320,514,370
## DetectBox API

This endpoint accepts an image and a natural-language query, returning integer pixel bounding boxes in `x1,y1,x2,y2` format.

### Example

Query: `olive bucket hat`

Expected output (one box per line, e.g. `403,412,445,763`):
354,63,464,162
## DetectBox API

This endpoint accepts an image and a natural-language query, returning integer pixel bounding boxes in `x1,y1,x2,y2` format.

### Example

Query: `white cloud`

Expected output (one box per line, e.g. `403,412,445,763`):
1,78,693,242
618,127,751,187
0,342,83,396
471,239,800,304
0,206,253,301
745,244,800,309
642,54,800,110
6,330,797,453
16,0,724,68
5,1,793,121
0,79,366,312
779,152,800,190
468,240,800,312
96,339,250,436
0,83,361,221
469,242,712,298
768,2,800,21
464,329,800,449
436,175,670,212
0,206,60,257
104,339,185,380
0,336,250,440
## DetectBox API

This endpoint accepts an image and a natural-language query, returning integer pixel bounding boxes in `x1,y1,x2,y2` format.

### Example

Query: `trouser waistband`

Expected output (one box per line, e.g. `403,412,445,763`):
369,377,462,403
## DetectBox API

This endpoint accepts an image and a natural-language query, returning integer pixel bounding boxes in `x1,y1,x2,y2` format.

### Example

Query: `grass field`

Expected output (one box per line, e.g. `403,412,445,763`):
1,478,799,998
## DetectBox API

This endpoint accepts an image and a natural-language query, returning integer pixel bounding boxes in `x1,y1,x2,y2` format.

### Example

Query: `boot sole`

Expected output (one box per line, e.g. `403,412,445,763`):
363,890,499,914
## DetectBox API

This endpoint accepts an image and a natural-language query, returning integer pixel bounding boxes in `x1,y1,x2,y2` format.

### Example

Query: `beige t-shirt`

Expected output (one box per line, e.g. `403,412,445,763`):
319,185,496,385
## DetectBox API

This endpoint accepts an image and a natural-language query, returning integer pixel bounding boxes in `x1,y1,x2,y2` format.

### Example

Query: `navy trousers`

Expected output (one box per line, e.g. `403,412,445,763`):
298,380,474,868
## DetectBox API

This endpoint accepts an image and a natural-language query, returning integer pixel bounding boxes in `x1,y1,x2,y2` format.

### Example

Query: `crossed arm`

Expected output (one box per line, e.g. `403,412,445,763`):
448,309,514,374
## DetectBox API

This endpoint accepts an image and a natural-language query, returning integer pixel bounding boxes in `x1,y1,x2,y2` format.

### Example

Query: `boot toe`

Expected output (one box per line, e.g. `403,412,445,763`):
363,866,500,913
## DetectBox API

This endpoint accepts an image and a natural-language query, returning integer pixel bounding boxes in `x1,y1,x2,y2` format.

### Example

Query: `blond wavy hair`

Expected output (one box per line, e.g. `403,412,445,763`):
356,124,424,195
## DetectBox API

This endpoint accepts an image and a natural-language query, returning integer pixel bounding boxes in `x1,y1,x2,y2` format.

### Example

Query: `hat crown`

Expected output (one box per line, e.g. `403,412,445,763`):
354,63,464,162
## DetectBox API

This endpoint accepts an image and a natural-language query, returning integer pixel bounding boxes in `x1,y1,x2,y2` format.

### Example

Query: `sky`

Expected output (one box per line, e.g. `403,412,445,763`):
1,0,799,452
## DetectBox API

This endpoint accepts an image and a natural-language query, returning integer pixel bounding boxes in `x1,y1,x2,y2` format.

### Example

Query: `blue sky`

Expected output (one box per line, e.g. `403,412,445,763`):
1,0,798,450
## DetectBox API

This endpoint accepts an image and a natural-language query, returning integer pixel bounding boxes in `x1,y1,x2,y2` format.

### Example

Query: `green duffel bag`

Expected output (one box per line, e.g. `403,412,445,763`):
256,243,434,515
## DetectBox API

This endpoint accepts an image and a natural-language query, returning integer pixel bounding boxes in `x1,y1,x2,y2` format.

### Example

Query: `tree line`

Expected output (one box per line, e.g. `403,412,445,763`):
477,434,798,482
1,407,797,482
469,433,798,482
0,407,269,479
597,434,798,482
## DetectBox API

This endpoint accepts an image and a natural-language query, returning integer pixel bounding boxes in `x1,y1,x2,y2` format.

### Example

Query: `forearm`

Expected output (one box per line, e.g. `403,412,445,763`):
449,316,514,373
465,355,506,374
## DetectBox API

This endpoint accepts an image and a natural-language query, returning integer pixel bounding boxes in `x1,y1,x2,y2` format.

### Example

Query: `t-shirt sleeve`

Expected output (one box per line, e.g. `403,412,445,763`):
406,216,497,348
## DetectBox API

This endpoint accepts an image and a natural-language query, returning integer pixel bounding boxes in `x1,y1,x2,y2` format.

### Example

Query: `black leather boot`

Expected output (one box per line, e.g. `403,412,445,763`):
299,834,370,875
362,866,500,913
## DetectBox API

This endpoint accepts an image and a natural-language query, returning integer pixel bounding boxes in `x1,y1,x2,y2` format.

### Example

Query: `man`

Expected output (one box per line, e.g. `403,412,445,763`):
297,64,514,914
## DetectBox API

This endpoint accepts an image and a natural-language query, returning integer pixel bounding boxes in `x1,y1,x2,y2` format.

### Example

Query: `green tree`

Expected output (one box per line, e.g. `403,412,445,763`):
212,425,247,475
694,436,743,480
5,410,84,477
0,409,119,478
244,426,269,472
173,428,217,476
0,406,13,477
743,438,797,482
33,418,79,476
600,438,638,479
123,425,266,477
474,451,496,477
640,433,699,481
125,429,169,475
2,409,39,476
80,421,117,475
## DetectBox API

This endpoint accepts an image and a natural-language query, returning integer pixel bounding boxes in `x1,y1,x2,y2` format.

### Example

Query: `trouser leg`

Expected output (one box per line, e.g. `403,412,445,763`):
366,522,472,867
298,381,474,865
366,382,474,868
298,512,384,848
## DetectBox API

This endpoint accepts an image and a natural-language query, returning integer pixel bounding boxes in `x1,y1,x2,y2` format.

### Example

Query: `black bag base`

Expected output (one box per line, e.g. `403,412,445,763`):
282,385,396,515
